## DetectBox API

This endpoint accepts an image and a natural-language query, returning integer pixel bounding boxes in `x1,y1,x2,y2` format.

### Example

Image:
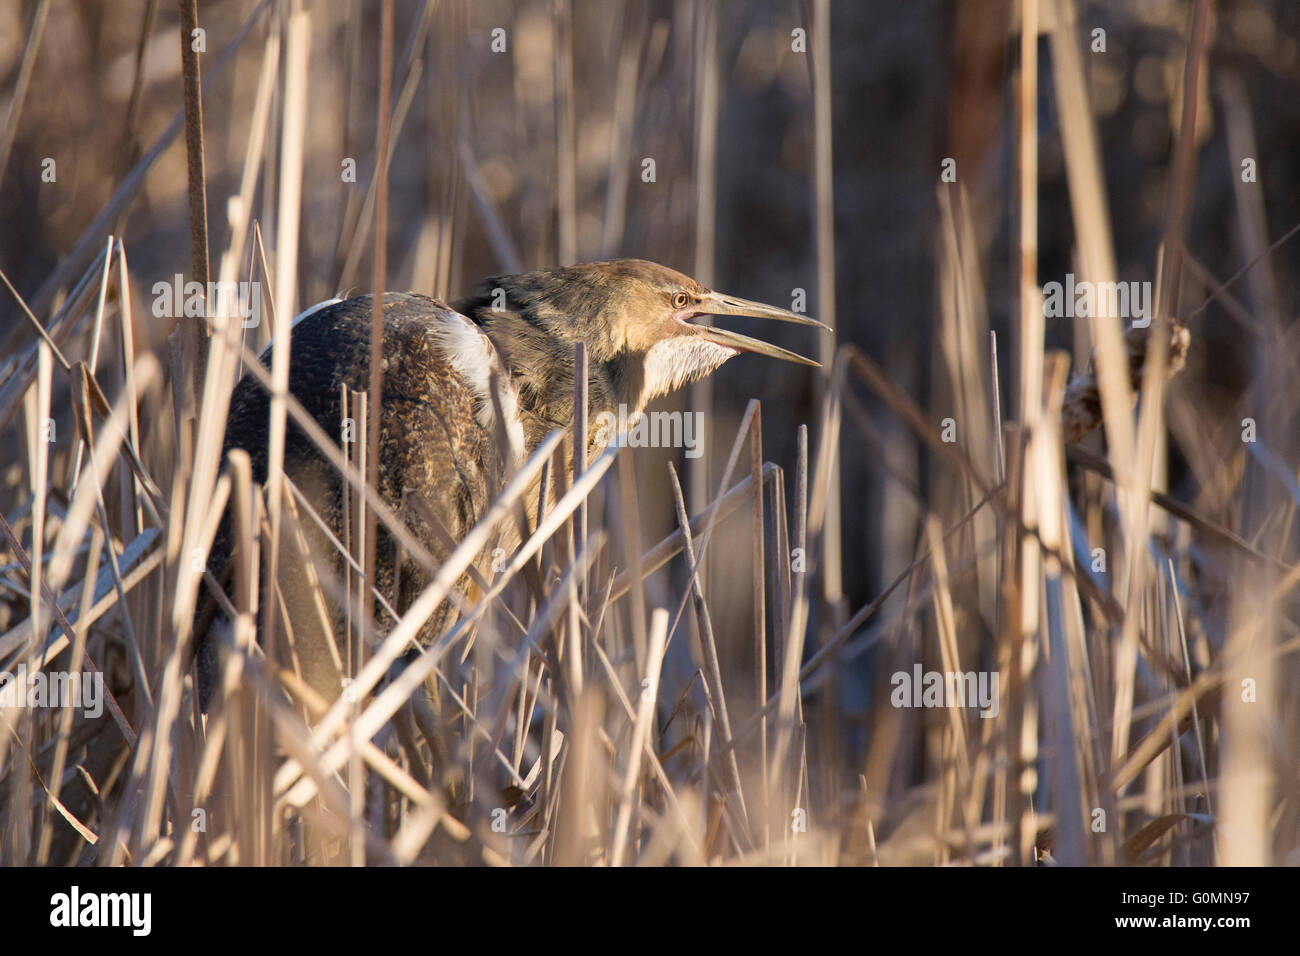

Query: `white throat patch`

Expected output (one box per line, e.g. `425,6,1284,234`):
640,337,737,406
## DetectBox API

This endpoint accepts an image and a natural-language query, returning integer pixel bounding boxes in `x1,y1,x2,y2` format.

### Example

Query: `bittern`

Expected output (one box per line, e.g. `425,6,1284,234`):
197,258,828,706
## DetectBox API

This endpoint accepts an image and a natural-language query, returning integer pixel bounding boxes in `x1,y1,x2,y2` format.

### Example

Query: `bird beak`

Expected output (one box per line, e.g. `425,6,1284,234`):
692,292,831,367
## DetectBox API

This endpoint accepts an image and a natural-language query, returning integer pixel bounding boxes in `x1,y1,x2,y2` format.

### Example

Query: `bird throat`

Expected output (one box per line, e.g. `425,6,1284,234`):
486,328,735,465
455,287,735,468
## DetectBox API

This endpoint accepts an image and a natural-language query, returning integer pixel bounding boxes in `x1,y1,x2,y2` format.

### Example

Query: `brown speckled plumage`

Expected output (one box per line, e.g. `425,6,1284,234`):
197,260,826,707
200,293,506,703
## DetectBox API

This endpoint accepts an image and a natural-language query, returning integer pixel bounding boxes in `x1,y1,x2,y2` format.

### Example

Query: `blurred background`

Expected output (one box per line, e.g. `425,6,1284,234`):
5,0,1299,590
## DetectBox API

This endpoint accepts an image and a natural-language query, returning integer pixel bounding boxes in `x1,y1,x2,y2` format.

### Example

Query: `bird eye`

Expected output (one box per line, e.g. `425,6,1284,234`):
672,292,690,309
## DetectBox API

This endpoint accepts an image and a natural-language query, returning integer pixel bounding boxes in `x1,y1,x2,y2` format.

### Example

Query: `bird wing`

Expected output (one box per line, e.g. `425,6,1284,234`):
198,293,523,707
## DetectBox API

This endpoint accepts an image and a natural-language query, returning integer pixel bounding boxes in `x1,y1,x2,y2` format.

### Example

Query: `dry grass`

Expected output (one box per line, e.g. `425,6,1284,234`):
1,0,1298,867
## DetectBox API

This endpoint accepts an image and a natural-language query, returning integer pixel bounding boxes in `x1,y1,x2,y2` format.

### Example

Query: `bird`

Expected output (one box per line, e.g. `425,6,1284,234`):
195,258,829,708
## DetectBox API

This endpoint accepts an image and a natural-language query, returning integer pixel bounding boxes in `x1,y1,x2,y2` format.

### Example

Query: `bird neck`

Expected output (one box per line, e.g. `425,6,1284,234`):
451,300,645,461
453,289,731,465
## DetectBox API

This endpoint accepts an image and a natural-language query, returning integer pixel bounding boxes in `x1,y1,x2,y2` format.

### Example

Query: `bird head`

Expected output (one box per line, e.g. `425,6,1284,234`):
458,259,830,414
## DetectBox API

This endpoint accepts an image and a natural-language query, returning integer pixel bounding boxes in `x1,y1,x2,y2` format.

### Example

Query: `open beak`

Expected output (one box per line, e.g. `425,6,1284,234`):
692,292,831,367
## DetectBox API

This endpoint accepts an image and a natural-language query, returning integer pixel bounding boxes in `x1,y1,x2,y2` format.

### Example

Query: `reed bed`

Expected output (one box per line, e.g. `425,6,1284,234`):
1,0,1297,867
